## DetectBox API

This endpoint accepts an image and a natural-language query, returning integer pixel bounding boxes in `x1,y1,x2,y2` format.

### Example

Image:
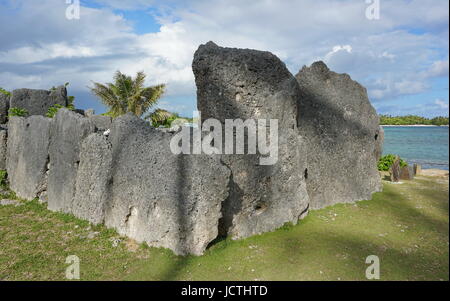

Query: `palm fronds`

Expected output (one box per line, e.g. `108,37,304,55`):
89,70,166,119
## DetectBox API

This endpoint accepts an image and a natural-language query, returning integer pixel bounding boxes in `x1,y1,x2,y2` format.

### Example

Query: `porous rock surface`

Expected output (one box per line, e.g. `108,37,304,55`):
47,109,96,212
1,43,385,256
193,41,310,239
104,113,231,255
72,133,112,225
0,93,9,124
6,116,52,200
0,126,7,170
10,86,68,116
295,61,382,209
89,115,112,131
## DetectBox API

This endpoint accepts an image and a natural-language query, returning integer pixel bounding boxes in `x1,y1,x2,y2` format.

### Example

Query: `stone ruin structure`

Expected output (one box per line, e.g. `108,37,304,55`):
295,61,383,209
0,42,383,255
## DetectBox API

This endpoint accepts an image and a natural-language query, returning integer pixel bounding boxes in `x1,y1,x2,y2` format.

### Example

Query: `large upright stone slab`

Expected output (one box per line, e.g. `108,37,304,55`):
6,116,51,200
104,114,231,255
0,93,9,124
390,157,401,182
0,126,7,170
71,133,113,225
375,126,384,161
47,109,95,212
193,41,310,239
10,86,68,116
295,61,382,209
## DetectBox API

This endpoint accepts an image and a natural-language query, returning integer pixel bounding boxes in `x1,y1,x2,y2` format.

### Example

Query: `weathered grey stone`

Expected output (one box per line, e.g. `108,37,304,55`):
104,113,231,255
10,86,68,116
375,126,384,161
72,133,112,225
193,41,309,239
0,93,9,124
413,163,422,175
6,116,51,200
400,165,414,180
390,156,401,182
47,109,96,212
89,115,112,131
295,61,382,209
0,127,7,170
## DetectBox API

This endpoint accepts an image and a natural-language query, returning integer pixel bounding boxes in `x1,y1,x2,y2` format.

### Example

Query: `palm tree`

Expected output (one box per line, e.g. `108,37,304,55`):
90,70,167,120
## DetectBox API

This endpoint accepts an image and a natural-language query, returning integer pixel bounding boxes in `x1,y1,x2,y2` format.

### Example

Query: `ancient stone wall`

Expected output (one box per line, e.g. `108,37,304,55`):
1,42,382,255
193,42,310,239
295,61,382,209
9,86,68,117
6,116,51,200
0,93,9,124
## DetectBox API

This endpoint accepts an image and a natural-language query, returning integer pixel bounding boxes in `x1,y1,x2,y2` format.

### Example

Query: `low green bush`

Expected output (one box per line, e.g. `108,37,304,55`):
0,87,11,97
46,103,75,118
8,107,29,117
378,154,408,171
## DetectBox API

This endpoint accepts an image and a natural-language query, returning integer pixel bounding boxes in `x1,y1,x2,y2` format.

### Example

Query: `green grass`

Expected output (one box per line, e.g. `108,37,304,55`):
0,175,448,281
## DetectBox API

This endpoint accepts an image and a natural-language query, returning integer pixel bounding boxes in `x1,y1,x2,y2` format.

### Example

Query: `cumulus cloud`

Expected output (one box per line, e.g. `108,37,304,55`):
0,0,448,116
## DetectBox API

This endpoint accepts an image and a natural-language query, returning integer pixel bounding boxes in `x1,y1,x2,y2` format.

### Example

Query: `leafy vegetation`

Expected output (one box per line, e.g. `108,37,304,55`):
0,176,448,280
378,154,408,171
147,108,175,127
8,107,29,118
90,71,166,121
380,115,449,126
0,170,7,188
46,104,75,118
0,87,11,97
149,111,194,128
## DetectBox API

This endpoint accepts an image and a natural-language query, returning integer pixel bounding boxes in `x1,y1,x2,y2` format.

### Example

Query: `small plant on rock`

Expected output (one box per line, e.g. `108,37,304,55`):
0,87,11,97
0,170,7,187
46,101,75,118
8,107,29,118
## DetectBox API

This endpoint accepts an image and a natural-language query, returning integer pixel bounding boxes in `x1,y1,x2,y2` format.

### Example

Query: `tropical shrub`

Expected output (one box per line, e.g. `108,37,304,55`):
46,103,75,118
8,107,29,117
378,154,408,171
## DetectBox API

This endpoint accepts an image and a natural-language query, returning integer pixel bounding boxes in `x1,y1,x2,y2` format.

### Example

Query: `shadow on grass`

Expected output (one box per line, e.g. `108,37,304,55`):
143,178,449,281
276,227,448,280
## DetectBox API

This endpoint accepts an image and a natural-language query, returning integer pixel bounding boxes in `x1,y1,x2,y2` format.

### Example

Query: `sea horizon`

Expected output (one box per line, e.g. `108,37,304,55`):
383,126,449,171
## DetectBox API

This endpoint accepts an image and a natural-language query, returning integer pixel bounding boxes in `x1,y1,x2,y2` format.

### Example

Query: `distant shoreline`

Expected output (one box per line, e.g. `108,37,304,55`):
381,124,449,127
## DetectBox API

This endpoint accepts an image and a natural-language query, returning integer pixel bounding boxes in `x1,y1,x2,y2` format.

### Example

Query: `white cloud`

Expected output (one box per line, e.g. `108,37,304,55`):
92,0,155,10
324,45,353,62
0,0,448,116
434,99,449,109
424,59,449,78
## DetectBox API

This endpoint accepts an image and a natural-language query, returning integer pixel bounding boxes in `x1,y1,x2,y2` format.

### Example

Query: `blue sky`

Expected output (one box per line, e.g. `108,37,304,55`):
0,0,448,117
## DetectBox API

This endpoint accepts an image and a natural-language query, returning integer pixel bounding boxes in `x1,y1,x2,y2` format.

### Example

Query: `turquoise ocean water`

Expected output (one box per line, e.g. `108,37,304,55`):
382,126,449,170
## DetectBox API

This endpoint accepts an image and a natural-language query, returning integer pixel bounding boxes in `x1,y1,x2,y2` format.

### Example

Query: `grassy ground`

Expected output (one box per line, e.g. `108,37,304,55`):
0,175,448,281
